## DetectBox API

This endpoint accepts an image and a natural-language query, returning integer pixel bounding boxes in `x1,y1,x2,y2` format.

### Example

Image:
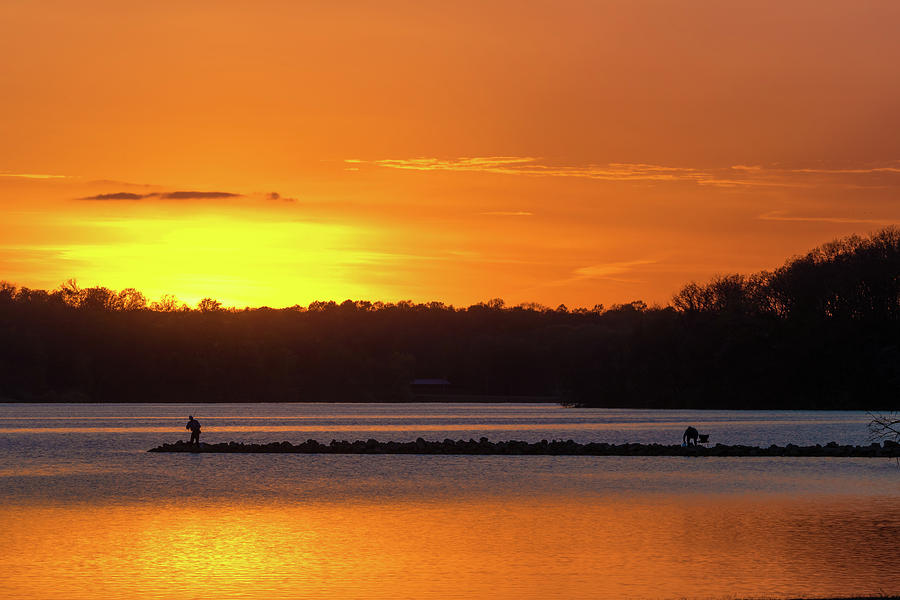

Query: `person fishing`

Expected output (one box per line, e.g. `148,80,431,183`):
186,415,202,445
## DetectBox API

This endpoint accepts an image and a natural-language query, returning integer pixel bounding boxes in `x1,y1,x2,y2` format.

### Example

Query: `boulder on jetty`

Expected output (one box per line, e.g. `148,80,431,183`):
148,438,900,457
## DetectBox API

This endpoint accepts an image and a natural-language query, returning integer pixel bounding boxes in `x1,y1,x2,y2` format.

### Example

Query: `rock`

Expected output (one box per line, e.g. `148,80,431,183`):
147,438,900,458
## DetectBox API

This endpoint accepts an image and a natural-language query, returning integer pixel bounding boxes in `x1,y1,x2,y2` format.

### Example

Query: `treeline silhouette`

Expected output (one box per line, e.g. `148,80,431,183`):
1,228,899,409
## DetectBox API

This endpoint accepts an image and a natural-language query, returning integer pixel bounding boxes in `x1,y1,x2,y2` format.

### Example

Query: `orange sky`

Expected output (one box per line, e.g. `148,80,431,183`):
2,1,899,308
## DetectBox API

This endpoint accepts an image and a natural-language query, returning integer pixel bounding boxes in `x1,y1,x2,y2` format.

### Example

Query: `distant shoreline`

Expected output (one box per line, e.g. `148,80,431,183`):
0,395,561,404
1,397,895,412
3,396,897,410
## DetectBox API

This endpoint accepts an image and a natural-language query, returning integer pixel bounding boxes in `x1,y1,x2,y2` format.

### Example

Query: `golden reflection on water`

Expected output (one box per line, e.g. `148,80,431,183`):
1,496,897,600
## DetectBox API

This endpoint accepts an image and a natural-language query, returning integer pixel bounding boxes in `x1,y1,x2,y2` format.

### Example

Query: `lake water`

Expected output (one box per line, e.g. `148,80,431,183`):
1,403,898,600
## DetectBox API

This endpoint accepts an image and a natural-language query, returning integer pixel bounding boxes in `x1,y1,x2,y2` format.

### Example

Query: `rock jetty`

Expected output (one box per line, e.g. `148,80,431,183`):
149,438,900,457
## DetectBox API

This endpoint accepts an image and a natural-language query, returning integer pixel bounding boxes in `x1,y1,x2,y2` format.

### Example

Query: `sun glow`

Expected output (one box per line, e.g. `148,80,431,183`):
55,215,381,308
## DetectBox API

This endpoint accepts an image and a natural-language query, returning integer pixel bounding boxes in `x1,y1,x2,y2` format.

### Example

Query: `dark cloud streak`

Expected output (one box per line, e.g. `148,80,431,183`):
80,192,153,201
160,191,242,199
79,190,244,201
267,192,297,203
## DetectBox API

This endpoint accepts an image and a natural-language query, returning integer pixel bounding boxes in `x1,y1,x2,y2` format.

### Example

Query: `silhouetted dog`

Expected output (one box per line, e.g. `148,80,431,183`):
683,426,699,446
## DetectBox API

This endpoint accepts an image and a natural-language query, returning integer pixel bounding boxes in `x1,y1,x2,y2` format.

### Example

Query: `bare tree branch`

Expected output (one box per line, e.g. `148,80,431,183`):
868,411,900,442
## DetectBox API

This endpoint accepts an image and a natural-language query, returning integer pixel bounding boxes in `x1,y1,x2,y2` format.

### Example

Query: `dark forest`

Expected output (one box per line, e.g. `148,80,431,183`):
2,228,899,409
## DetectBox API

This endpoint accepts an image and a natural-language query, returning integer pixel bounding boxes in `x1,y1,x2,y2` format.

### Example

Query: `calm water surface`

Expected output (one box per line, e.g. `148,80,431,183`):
1,403,898,599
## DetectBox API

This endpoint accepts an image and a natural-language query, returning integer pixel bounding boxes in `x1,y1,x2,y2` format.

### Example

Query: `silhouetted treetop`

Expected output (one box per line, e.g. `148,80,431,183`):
673,226,900,321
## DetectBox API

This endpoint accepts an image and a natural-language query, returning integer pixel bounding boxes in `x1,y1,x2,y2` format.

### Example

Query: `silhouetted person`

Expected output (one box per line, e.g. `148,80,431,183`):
683,426,699,446
186,415,201,445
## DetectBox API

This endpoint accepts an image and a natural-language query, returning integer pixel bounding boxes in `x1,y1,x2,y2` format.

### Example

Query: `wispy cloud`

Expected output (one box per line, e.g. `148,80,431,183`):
349,157,900,189
78,189,307,205
789,167,900,175
346,157,788,187
78,190,244,202
87,179,155,187
0,172,68,179
757,211,895,225
519,259,659,296
370,157,538,173
81,192,152,201
481,211,533,216
266,192,297,203
572,259,659,282
357,157,719,183
160,191,242,200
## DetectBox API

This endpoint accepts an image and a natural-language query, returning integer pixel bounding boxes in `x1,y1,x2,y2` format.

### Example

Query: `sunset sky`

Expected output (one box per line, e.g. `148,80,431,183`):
2,1,899,308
